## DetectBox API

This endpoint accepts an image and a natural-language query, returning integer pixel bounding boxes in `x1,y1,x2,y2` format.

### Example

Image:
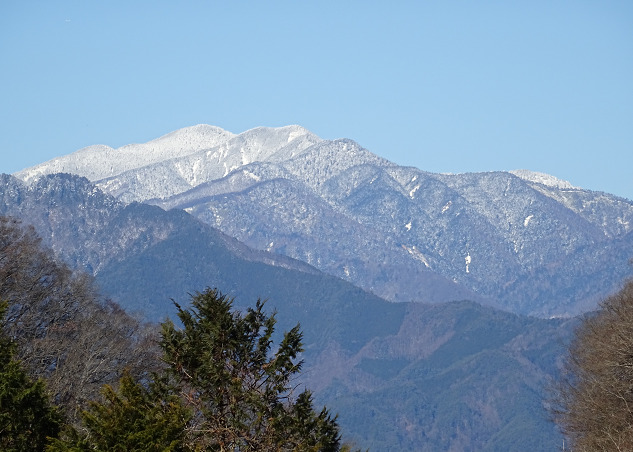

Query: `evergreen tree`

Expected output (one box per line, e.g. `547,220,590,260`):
47,372,191,452
160,288,342,451
50,289,351,451
0,301,61,452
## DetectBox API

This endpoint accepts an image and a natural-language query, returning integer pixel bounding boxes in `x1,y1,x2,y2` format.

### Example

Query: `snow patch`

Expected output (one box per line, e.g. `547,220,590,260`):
524,215,534,227
441,201,452,214
409,185,420,198
244,170,261,182
401,244,430,268
405,221,412,231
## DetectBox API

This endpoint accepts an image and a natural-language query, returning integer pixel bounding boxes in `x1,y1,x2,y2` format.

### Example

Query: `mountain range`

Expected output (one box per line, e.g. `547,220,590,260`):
5,124,632,449
16,125,633,317
0,171,570,450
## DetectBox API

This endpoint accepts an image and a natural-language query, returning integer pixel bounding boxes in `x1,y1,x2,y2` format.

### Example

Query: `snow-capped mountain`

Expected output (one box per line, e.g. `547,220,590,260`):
17,125,236,183
17,125,321,203
509,169,579,190
15,125,633,317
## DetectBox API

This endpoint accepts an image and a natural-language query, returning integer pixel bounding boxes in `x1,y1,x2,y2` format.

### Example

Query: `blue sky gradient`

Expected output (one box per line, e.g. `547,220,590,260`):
2,1,632,200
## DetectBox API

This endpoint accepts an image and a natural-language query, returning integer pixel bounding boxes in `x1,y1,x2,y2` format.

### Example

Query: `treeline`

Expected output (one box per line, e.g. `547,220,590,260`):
0,217,356,451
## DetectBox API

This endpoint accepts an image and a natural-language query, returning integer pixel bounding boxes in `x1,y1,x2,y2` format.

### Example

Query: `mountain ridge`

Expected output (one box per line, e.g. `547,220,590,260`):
17,124,236,183
13,125,633,317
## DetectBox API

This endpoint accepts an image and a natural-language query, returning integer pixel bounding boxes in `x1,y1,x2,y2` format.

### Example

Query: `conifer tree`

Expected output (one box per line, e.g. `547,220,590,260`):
47,372,191,452
50,289,350,451
0,301,61,452
160,288,342,451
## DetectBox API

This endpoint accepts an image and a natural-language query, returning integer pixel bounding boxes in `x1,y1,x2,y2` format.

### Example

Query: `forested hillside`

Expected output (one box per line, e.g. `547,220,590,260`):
0,173,575,450
0,217,353,450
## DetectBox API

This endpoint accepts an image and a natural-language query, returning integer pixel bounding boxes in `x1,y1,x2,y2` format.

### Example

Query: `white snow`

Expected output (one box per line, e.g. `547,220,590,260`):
405,221,412,231
510,170,579,190
15,125,236,183
287,127,307,143
13,125,321,202
401,244,431,268
524,215,534,227
441,201,452,214
244,170,261,182
409,185,420,198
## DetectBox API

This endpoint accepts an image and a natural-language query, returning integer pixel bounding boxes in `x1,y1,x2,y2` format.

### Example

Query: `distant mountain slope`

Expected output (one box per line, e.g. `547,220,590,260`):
313,300,573,451
0,172,569,450
14,125,633,316
0,174,321,307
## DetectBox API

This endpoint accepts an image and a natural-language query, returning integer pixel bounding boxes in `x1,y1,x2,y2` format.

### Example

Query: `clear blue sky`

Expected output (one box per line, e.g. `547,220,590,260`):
2,1,632,200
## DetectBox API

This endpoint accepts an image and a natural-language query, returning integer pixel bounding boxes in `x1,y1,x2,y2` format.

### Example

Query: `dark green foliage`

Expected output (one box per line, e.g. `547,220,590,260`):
47,372,190,452
0,301,61,452
161,288,342,451
51,289,346,451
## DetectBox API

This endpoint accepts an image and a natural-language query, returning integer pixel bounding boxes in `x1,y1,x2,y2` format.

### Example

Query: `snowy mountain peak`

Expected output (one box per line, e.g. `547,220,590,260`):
13,124,326,204
15,125,236,183
510,169,578,190
8,124,633,320
242,124,314,141
14,125,323,186
220,125,322,166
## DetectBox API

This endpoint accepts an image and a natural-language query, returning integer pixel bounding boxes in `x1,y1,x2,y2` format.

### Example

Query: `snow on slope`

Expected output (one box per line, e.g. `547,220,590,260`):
11,123,633,317
510,169,578,190
15,125,236,183
15,124,322,203
282,139,394,191
95,125,322,203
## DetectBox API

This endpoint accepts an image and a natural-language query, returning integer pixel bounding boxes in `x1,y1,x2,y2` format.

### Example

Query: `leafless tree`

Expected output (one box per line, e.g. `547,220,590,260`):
0,216,161,423
553,278,633,451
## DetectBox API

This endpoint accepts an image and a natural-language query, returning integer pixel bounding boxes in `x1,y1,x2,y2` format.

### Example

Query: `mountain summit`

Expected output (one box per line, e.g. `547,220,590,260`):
14,125,633,317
